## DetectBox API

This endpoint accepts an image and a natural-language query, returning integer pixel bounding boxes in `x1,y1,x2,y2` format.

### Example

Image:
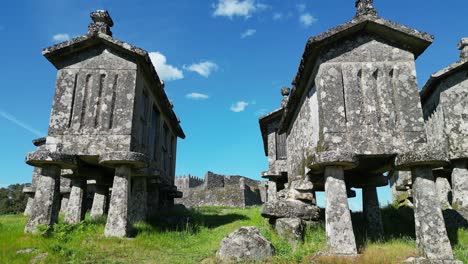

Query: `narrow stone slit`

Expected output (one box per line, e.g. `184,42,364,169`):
80,74,92,129
389,67,399,128
95,74,106,128
341,67,348,123
68,73,78,128
373,68,382,126
108,74,118,129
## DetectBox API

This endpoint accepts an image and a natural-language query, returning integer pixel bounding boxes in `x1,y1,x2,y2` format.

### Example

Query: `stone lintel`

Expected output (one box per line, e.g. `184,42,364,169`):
309,151,358,172
26,151,77,169
395,149,448,170
99,151,148,169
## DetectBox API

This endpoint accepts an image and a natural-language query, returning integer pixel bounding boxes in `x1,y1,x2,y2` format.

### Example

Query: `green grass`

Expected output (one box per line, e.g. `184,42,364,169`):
0,206,466,263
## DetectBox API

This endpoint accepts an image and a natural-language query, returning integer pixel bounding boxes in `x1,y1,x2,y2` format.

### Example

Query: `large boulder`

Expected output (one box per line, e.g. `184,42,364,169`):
275,218,305,245
261,198,320,221
217,226,275,262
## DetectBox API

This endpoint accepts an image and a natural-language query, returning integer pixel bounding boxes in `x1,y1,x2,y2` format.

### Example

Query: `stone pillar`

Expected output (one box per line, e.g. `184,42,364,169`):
130,177,147,223
64,178,87,224
60,193,70,213
147,181,160,214
267,181,277,202
411,167,454,260
90,185,108,219
24,194,35,216
324,166,357,256
24,165,61,233
435,177,452,209
362,186,384,238
105,165,131,237
452,160,468,209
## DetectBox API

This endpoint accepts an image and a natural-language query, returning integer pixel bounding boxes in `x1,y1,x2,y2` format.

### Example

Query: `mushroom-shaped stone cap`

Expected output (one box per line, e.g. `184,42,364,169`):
308,151,358,172
25,151,77,169
99,151,148,169
395,147,449,170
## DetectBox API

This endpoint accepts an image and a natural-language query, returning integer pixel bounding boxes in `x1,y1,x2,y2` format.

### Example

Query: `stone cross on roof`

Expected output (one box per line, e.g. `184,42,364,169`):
355,0,378,17
88,10,114,36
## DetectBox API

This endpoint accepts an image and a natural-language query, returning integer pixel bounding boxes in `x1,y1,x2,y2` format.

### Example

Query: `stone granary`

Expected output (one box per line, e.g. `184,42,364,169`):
420,38,468,212
175,172,266,208
260,0,460,262
24,10,185,238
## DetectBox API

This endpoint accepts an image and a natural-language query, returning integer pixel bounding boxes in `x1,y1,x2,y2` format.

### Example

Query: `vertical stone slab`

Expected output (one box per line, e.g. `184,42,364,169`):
435,177,452,209
267,181,277,202
64,178,87,224
105,165,131,237
362,186,384,238
324,166,357,255
130,177,147,223
452,161,468,209
24,165,61,233
411,167,454,260
60,193,70,213
90,185,108,219
24,195,35,216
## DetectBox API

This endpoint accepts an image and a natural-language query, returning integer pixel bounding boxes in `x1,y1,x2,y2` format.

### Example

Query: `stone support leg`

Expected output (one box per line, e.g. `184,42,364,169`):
105,165,131,237
267,181,277,202
64,178,87,224
24,165,61,233
60,193,70,213
411,167,454,260
452,161,468,209
24,194,35,216
435,177,452,209
324,166,357,256
130,177,147,223
362,186,384,238
90,185,108,219
147,182,160,214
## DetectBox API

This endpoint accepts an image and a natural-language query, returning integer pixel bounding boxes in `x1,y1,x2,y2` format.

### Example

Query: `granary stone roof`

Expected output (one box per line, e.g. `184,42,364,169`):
420,38,468,105
42,11,185,139
259,107,283,156
278,1,434,133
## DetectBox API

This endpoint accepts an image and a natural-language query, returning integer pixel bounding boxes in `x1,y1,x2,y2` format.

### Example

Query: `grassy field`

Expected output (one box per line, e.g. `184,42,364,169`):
0,205,466,264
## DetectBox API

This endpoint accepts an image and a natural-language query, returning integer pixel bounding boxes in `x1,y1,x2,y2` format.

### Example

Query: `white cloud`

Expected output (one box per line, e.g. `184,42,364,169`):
241,29,256,39
52,33,70,42
149,52,184,81
273,12,283,20
0,110,44,137
213,0,264,18
300,13,317,27
297,4,306,13
186,92,209,100
230,101,249,112
184,61,218,78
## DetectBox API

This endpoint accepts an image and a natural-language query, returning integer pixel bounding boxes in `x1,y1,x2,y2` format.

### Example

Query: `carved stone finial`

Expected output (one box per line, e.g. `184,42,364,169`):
355,0,378,17
458,38,468,60
88,10,114,36
281,87,291,96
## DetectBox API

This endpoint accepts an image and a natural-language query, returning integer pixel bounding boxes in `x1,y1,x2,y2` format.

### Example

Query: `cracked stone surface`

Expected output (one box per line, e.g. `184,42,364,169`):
217,226,275,262
90,185,108,219
435,177,452,209
275,218,305,246
64,178,87,224
105,165,131,237
452,161,468,209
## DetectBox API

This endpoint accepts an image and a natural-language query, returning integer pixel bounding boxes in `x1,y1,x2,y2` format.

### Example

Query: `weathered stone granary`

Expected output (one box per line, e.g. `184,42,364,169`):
421,38,468,211
260,1,460,261
24,10,185,238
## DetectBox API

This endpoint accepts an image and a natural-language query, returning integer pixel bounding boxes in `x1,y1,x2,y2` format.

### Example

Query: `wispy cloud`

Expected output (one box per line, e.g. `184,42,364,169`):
230,101,249,112
0,110,44,137
255,108,268,116
184,61,218,78
149,52,184,81
186,92,209,100
241,29,256,39
299,13,317,27
297,4,306,13
52,33,70,42
213,0,266,19
273,12,283,20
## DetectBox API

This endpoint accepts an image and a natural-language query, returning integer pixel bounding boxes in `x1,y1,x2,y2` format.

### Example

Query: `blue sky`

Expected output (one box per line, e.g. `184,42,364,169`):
0,0,467,210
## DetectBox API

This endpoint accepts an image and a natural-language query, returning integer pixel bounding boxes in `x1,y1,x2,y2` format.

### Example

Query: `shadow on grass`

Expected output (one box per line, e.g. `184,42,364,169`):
132,205,249,236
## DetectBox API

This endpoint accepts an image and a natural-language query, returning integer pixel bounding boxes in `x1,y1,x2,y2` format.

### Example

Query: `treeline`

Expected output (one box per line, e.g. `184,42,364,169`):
0,184,27,215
